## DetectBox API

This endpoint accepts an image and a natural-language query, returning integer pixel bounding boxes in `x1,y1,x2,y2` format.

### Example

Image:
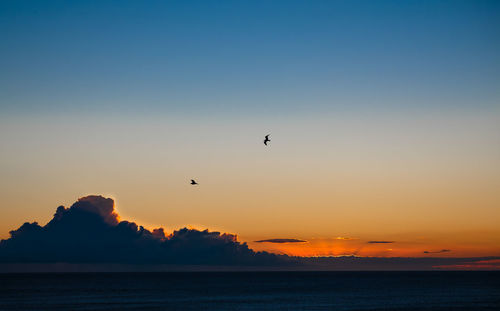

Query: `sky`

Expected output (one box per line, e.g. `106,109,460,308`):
1,0,499,258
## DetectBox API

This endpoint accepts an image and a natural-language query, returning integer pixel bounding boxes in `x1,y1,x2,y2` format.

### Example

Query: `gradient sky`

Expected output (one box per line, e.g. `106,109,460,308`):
1,0,499,257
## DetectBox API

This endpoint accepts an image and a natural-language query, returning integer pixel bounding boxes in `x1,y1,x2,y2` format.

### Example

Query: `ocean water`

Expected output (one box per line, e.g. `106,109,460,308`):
0,271,499,310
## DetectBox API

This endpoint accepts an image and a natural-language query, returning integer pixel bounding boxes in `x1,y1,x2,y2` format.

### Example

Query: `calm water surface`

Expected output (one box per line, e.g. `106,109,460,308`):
1,271,499,310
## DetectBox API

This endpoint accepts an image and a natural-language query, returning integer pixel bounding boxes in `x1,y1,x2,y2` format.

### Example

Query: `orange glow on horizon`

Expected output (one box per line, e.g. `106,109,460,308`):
246,237,500,258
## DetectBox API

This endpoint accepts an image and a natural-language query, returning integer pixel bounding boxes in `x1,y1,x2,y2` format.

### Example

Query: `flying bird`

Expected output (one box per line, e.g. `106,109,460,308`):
263,134,270,146
190,179,198,185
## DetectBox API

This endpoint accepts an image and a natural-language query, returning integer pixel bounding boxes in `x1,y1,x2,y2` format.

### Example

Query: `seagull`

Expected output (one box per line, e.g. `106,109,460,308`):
190,179,198,185
263,134,270,146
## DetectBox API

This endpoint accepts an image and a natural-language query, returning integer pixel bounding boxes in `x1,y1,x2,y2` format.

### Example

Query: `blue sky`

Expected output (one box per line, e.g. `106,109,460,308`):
1,1,499,255
1,0,499,117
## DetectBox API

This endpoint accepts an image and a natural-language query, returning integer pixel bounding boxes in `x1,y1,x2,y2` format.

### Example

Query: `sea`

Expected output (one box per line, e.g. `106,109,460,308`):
1,271,499,310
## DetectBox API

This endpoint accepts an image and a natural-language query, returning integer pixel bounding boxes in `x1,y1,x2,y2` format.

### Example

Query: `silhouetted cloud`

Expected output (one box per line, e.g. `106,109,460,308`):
424,249,451,254
2,195,498,272
0,195,285,266
254,239,307,243
367,241,394,244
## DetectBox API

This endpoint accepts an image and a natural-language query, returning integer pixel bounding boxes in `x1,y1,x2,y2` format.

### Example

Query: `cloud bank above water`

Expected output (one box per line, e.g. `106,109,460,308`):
0,195,283,265
1,195,498,271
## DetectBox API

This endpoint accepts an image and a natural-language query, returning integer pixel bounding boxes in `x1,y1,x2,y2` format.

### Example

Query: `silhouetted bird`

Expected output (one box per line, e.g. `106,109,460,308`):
263,134,271,146
190,179,198,185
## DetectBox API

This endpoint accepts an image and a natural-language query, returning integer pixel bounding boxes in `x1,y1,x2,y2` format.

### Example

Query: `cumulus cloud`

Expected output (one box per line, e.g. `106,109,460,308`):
254,239,307,243
424,249,451,254
0,195,285,266
367,241,395,244
71,196,119,225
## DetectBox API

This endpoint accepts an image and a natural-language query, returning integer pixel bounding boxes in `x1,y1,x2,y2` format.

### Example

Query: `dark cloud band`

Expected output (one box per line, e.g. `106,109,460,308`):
0,195,284,266
367,241,394,244
424,249,451,254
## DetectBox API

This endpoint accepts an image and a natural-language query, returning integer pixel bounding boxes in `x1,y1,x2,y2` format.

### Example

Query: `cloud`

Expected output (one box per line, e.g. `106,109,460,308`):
254,239,307,243
0,195,285,266
367,241,394,244
424,249,451,254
